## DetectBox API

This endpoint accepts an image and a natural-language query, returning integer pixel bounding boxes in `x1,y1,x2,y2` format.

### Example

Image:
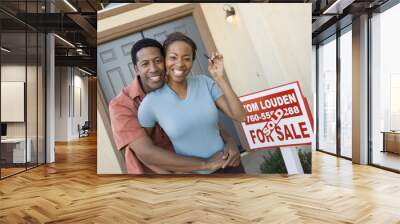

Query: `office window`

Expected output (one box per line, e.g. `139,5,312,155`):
371,3,400,171
339,27,352,158
317,36,337,154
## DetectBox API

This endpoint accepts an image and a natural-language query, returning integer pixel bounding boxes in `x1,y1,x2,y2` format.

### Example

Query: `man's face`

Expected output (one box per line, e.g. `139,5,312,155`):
134,47,165,93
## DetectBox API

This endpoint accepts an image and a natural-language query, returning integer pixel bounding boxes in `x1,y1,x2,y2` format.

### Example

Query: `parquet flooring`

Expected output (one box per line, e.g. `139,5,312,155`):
1,167,26,177
1,134,400,223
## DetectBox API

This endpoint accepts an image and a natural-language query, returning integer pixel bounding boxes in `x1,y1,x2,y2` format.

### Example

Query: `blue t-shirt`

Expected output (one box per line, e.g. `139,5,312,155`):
138,75,224,160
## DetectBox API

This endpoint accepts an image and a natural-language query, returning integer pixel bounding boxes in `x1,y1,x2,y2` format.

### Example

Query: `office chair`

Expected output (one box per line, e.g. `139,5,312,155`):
79,121,90,138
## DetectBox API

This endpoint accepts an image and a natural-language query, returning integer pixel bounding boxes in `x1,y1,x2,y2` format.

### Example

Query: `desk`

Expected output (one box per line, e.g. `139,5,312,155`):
1,138,31,163
381,131,400,154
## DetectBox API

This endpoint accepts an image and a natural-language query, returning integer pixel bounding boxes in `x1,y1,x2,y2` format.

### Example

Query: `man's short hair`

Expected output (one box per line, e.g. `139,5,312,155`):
163,32,197,60
131,38,164,65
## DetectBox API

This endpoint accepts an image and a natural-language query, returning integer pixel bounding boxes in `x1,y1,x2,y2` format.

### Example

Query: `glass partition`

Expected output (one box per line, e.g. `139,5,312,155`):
339,27,352,158
0,0,46,179
27,31,38,169
0,31,28,177
317,35,337,155
38,32,45,165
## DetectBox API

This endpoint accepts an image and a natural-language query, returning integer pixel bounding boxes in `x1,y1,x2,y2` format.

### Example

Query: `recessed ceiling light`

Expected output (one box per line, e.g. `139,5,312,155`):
54,34,75,48
78,67,92,76
1,47,11,53
322,0,354,15
63,0,78,12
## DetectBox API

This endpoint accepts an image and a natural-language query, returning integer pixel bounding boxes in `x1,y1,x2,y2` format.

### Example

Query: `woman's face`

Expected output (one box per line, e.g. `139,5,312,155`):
165,41,193,83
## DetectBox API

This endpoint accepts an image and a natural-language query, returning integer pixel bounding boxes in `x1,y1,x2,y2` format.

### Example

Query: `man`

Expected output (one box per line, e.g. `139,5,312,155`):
109,38,242,174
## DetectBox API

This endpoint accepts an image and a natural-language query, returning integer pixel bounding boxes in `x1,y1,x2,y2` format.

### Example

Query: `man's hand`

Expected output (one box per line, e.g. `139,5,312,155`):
205,151,225,171
221,140,241,169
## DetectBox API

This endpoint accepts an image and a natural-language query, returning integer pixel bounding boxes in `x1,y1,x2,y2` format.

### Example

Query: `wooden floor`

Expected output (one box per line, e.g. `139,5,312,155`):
1,167,26,178
372,150,400,171
1,135,400,223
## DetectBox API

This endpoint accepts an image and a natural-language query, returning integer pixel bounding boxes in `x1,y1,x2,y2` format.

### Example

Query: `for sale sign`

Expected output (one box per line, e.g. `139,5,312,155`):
239,82,313,150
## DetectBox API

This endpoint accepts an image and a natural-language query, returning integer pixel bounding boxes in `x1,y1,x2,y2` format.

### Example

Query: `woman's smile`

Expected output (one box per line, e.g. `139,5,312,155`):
171,68,186,77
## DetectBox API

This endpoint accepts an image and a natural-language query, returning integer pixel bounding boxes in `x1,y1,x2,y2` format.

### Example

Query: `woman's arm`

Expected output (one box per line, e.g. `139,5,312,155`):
140,127,172,174
208,53,246,122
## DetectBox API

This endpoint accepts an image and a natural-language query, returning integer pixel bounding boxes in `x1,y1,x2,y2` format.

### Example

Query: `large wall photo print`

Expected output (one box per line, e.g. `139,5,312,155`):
97,3,313,175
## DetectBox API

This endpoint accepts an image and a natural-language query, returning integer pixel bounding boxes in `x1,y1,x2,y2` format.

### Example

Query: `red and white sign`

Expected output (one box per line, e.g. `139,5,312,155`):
239,82,314,150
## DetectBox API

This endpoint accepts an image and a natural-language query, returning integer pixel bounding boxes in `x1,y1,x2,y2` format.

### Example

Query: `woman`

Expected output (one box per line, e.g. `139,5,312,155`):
138,32,246,174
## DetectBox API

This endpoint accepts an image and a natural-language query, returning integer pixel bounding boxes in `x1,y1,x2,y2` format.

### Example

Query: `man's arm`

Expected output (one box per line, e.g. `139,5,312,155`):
110,96,224,174
128,133,224,173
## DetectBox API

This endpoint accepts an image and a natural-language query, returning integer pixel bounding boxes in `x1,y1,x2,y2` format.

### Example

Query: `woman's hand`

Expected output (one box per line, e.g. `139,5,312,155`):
205,151,225,171
207,52,225,81
222,139,241,168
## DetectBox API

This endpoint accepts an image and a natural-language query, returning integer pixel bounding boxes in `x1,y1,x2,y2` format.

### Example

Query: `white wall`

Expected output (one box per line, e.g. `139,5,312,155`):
200,4,311,150
55,66,68,141
1,65,38,137
54,67,89,141
201,4,311,100
1,63,46,164
71,73,89,138
1,66,26,138
97,110,123,174
74,74,89,126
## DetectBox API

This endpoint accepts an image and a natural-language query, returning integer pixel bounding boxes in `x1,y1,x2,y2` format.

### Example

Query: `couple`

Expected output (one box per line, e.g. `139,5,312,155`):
109,32,246,174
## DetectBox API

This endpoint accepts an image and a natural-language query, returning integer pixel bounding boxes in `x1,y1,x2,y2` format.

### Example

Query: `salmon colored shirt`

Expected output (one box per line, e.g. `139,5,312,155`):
109,77,174,174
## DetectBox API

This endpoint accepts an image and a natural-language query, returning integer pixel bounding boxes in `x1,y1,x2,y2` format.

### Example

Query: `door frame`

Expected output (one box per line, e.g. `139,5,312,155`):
98,3,217,54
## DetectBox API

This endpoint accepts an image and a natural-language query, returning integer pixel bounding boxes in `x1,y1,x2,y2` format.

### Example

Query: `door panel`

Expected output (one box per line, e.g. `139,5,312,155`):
97,32,142,103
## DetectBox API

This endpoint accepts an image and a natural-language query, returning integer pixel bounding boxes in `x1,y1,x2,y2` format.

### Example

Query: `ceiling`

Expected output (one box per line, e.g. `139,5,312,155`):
1,0,395,74
98,1,391,45
311,0,390,44
0,0,97,75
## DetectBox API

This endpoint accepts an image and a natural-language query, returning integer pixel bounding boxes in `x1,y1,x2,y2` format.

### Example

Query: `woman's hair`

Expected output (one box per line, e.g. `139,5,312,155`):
163,32,197,60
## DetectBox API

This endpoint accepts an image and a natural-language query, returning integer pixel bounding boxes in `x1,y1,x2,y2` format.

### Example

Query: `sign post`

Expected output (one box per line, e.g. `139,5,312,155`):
280,147,304,174
239,82,313,174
